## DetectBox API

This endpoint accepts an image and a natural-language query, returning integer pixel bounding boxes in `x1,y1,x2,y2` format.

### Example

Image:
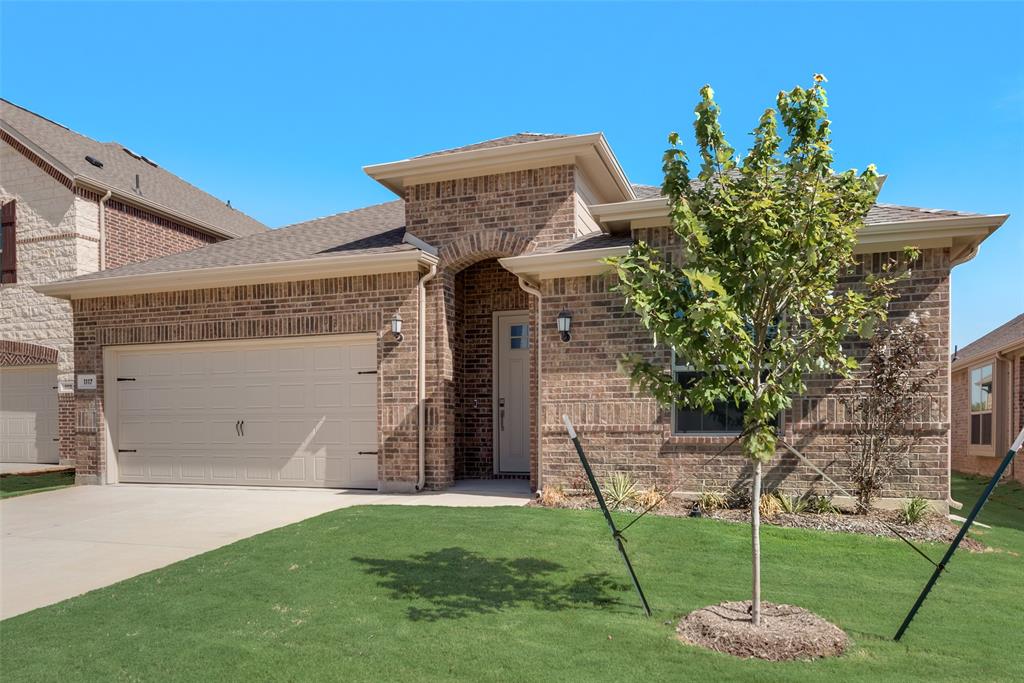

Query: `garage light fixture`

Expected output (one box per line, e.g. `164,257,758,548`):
391,313,404,342
557,310,572,343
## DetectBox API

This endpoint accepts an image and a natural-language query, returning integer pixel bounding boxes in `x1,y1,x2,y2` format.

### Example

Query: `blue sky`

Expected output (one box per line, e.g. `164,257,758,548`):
2,1,1020,348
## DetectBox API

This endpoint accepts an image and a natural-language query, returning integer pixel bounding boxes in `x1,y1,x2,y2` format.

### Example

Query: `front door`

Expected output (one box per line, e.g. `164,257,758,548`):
495,312,530,473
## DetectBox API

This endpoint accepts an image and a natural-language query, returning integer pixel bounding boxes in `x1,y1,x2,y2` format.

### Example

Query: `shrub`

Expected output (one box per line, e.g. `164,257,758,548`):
538,486,567,508
636,488,666,510
808,495,840,515
758,492,784,518
697,488,729,512
845,314,936,513
898,496,931,525
604,472,639,510
776,493,810,515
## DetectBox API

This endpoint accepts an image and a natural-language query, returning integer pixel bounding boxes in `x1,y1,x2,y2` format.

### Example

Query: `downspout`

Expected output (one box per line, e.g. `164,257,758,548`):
517,276,544,492
416,262,438,491
97,190,111,270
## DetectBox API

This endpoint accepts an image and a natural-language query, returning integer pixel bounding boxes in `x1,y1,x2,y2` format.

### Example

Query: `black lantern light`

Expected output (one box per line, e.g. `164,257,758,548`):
556,310,572,342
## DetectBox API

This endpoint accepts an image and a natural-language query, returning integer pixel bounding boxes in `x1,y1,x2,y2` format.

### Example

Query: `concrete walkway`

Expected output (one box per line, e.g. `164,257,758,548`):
0,482,530,619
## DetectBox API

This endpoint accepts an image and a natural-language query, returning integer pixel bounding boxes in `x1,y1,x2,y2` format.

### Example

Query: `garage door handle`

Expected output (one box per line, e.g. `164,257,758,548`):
240,420,245,436
358,451,378,455
118,449,137,453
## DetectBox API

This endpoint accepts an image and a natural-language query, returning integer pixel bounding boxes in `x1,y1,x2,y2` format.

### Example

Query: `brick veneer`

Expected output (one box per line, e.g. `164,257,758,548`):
0,339,58,366
950,353,1024,485
539,246,952,505
405,165,575,489
103,199,220,269
454,259,531,478
68,274,419,485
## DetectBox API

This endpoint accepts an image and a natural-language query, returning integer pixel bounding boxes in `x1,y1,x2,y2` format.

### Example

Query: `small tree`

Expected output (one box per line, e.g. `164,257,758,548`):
608,75,914,626
846,313,936,513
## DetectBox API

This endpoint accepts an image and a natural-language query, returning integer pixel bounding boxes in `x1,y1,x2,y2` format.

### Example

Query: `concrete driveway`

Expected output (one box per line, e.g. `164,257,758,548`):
1,482,528,619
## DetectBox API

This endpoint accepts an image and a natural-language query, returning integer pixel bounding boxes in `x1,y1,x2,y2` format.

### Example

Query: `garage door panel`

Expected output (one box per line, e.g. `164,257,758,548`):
114,337,377,488
350,343,375,369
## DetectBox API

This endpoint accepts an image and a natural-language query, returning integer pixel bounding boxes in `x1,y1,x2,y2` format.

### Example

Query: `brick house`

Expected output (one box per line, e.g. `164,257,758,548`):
1,100,267,464
950,314,1024,484
35,133,1008,512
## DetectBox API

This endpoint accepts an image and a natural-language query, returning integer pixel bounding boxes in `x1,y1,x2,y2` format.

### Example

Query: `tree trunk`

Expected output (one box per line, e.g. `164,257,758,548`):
751,460,762,627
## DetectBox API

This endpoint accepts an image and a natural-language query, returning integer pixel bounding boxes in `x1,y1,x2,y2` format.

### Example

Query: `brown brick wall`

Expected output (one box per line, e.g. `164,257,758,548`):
951,353,1024,485
539,246,953,504
454,259,531,478
68,274,419,486
405,166,575,489
103,200,220,269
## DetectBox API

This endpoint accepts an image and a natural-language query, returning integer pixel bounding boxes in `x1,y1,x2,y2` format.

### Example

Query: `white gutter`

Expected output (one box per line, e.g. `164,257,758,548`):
517,276,544,492
97,190,111,270
416,261,438,491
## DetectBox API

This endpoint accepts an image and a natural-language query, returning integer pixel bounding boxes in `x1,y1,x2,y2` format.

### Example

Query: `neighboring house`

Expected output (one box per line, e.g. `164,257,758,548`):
951,314,1024,483
36,133,1008,513
0,100,267,465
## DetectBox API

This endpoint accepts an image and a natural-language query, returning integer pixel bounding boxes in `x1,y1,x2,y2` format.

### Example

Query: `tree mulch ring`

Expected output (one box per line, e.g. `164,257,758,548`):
677,601,848,661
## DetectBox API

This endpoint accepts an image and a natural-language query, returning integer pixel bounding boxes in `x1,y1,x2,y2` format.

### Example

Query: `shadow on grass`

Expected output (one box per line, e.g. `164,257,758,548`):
353,547,627,621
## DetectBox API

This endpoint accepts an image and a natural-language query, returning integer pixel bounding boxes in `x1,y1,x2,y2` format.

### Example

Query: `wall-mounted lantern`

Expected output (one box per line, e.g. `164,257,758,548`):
557,310,572,343
391,313,404,342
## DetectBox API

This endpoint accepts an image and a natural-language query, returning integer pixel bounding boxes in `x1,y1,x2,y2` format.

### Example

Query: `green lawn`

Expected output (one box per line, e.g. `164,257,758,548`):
2,502,1022,682
949,471,1024,558
0,469,75,499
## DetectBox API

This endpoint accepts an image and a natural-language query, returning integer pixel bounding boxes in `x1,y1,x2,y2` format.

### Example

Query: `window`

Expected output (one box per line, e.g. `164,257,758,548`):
510,324,528,349
970,363,993,446
672,353,747,435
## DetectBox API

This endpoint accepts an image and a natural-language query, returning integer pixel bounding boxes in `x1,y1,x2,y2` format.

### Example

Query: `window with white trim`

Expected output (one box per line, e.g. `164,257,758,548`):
969,363,993,446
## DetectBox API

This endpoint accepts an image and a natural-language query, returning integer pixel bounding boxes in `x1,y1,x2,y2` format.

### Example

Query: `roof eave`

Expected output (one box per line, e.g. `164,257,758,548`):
499,244,629,280
364,133,636,203
953,337,1024,371
35,249,438,300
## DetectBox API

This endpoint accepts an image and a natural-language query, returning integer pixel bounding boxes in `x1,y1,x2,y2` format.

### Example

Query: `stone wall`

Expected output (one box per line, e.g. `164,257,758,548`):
69,274,419,486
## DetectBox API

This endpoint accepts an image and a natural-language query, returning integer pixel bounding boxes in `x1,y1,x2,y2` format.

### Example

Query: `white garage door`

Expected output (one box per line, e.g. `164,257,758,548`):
0,366,59,464
112,336,378,488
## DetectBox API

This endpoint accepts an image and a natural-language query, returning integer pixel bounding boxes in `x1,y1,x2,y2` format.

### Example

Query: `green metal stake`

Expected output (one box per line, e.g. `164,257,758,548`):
894,426,1024,641
563,415,652,617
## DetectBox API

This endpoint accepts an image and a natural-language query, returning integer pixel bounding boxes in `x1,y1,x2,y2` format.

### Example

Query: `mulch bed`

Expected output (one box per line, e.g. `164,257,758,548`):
531,495,987,551
677,600,848,661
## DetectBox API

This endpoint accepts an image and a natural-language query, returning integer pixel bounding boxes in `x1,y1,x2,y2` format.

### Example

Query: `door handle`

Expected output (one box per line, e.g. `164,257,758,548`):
499,398,505,432
240,420,245,437
235,420,241,437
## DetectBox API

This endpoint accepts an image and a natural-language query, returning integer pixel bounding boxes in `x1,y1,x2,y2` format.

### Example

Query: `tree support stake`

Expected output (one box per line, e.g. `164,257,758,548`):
563,415,652,617
894,426,1024,641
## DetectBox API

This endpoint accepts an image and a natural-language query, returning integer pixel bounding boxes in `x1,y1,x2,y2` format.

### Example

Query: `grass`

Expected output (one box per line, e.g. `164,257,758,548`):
1,501,1022,681
950,470,1024,551
0,469,75,499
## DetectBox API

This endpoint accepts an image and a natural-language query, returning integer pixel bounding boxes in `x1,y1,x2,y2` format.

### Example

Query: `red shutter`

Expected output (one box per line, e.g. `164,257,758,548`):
0,200,16,284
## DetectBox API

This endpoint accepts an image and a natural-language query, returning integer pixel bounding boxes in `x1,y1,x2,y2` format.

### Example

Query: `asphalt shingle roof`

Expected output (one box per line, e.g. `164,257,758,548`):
627,184,982,226
64,200,407,283
953,314,1024,367
1,99,267,238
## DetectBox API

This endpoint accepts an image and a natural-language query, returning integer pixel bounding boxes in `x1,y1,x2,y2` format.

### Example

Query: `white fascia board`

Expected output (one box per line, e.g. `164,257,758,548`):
499,245,629,279
364,133,635,203
35,250,438,300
